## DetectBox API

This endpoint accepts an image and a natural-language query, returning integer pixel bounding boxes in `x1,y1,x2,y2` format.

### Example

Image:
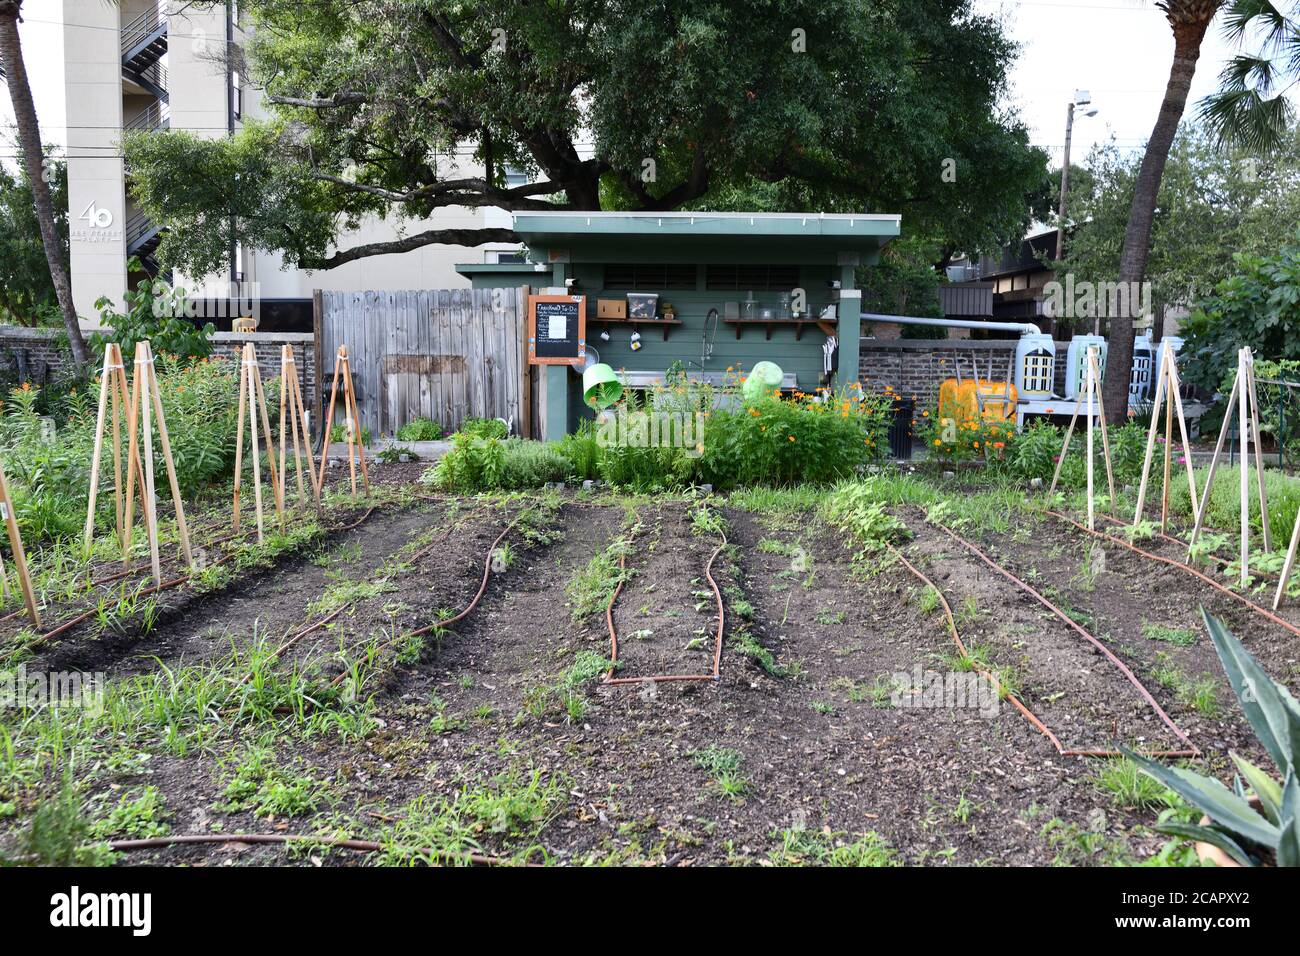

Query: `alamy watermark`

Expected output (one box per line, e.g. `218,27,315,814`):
596,407,707,458
151,279,261,324
890,666,1000,718
1042,274,1151,321
1,665,105,713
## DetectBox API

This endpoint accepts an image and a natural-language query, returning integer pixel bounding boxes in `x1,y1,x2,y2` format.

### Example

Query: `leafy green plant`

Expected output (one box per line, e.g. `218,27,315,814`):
90,266,215,365
1125,610,1300,866
395,417,443,441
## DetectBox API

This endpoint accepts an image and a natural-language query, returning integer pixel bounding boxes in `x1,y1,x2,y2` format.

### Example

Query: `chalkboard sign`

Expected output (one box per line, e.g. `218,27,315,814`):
528,294,586,365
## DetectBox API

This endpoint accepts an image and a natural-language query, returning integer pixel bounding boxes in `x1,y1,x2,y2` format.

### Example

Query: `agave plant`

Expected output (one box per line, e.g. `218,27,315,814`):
1124,609,1300,866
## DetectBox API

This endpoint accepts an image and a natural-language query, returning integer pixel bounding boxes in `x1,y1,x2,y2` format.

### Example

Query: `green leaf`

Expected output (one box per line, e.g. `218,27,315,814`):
1154,821,1255,867
1123,748,1279,849
1201,608,1300,776
1230,752,1282,824
1278,768,1300,867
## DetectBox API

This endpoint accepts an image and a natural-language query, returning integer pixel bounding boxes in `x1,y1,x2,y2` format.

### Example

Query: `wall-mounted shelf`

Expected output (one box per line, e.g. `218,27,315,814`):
590,317,683,341
723,318,834,341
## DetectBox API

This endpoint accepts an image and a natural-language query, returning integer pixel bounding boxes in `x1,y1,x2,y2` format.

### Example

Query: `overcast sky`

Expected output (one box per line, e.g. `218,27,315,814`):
977,0,1260,164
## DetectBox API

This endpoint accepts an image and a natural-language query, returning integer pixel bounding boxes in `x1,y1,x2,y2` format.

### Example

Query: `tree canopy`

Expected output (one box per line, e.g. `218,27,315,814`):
0,155,67,326
1060,120,1300,331
125,0,1047,275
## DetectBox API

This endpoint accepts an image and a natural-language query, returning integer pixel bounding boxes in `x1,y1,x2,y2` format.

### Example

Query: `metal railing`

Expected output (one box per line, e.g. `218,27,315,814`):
121,4,167,60
123,100,170,134
125,208,160,252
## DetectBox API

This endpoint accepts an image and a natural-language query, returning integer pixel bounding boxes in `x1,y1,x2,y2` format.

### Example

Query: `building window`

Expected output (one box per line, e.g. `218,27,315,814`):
232,71,242,120
603,263,697,290
705,264,800,291
233,242,245,283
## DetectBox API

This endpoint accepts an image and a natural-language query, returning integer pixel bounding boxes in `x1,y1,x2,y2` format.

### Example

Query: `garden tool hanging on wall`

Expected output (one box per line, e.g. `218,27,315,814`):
820,334,838,388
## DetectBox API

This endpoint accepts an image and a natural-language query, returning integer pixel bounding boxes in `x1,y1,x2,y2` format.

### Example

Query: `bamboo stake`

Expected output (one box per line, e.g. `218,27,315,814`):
288,357,318,505
110,347,124,550
83,349,115,555
1188,370,1241,554
279,348,289,510
0,461,40,626
1166,343,1200,521
242,346,267,542
250,350,285,529
143,345,193,568
1239,348,1250,588
122,343,145,567
1090,349,1117,516
1048,393,1083,498
316,345,345,496
1132,338,1170,525
1161,358,1176,531
282,348,311,507
1245,354,1272,551
1275,499,1300,610
1085,349,1096,531
340,351,359,497
233,347,249,533
136,343,162,585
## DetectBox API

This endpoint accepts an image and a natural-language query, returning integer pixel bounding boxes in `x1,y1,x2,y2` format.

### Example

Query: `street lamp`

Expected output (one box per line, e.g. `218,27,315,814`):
1054,90,1099,262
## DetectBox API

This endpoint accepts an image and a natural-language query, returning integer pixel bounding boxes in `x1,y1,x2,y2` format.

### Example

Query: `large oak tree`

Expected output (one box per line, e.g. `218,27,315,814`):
126,0,1046,277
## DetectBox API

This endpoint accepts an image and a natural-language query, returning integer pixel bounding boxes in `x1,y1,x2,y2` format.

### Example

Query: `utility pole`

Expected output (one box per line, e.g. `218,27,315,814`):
1054,90,1098,264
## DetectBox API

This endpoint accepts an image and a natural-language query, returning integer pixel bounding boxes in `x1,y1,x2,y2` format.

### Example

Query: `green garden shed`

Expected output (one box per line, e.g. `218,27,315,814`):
458,210,900,440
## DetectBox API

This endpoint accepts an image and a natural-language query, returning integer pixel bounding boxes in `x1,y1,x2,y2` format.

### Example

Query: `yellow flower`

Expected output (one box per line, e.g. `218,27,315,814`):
788,435,795,442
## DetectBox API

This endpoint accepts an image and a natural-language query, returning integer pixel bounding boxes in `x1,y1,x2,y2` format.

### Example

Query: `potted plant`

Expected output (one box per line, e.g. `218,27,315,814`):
1124,610,1300,866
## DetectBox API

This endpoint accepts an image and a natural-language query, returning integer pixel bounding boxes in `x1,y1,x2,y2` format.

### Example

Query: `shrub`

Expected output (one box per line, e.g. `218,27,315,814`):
0,357,242,543
424,435,568,492
395,417,443,441
698,380,890,489
458,417,508,440
89,267,215,366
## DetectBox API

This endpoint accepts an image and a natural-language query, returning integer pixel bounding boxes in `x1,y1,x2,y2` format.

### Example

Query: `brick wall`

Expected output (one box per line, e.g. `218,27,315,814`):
860,337,1069,408
0,327,317,413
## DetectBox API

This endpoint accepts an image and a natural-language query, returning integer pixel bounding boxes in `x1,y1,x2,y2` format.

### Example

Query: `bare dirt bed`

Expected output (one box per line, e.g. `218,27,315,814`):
6,486,1297,867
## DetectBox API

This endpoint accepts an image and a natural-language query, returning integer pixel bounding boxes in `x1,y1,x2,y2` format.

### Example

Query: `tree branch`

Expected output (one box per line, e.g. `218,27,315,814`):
300,227,518,270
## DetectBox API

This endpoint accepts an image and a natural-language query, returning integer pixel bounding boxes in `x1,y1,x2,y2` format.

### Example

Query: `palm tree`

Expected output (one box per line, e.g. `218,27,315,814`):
1105,0,1297,415
0,0,89,364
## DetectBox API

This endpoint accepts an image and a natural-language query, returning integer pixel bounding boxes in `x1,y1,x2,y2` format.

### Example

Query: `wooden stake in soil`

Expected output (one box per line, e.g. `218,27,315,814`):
1132,339,1199,531
0,459,40,626
119,343,191,584
1189,347,1270,588
316,345,369,499
231,343,283,542
277,346,316,509
1049,346,1115,531
84,343,148,558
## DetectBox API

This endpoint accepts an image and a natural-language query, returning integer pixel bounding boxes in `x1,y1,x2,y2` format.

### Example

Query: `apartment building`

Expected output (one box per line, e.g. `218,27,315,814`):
30,0,517,326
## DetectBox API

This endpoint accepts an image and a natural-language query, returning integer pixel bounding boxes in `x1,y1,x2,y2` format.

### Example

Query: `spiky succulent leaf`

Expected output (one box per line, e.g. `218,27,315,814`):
1154,821,1256,867
1278,769,1300,867
1123,748,1279,849
1202,609,1300,776
1230,752,1283,824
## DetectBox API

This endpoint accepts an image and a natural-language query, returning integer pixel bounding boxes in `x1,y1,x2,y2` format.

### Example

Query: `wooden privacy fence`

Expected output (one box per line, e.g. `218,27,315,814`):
318,288,532,438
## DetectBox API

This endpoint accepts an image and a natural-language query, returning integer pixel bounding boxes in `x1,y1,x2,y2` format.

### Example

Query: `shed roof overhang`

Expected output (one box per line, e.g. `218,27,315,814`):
510,210,900,259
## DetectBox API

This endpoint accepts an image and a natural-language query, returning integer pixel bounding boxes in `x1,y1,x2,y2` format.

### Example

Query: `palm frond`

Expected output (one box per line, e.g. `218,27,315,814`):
1198,86,1295,150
